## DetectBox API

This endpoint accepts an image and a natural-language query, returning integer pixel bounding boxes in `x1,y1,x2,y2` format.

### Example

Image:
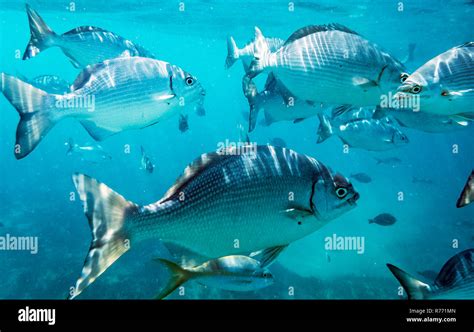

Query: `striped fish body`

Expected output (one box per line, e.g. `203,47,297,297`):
253,25,406,106
129,146,357,259
54,27,154,68
397,43,474,116
388,249,474,300
60,57,204,140
70,146,358,298
23,5,153,68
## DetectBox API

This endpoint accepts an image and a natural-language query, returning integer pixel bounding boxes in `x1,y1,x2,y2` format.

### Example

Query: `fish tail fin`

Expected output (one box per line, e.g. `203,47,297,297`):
225,36,240,69
386,264,431,299
1,73,61,159
23,4,58,60
66,137,75,155
69,174,139,299
316,113,333,143
248,27,271,78
153,258,191,299
242,75,262,132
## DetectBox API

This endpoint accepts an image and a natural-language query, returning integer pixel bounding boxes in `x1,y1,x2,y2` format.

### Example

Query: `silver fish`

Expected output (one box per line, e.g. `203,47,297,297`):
349,173,372,183
248,24,408,106
65,138,111,163
243,74,322,131
387,249,474,299
154,255,273,299
396,43,474,120
68,145,359,298
374,157,402,166
140,146,155,174
1,56,205,159
225,28,284,72
373,107,471,133
317,113,409,151
178,114,189,133
22,4,154,68
456,170,474,208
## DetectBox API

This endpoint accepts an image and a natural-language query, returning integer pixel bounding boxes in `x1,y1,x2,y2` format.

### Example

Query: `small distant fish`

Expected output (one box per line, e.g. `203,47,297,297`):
1,56,205,159
65,138,111,163
374,157,402,166
248,25,407,106
456,170,474,208
350,173,372,183
154,255,274,299
22,5,154,68
412,177,433,185
417,270,439,281
225,28,284,72
396,42,474,122
369,213,397,226
317,113,409,151
387,249,474,299
270,137,287,148
140,146,155,174
179,114,189,133
26,75,70,94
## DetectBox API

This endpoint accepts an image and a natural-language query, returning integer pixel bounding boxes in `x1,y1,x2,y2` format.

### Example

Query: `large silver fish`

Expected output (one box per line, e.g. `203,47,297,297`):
225,28,284,72
242,74,322,131
248,24,408,106
373,107,471,133
396,43,474,120
317,111,409,151
154,255,273,299
387,249,474,299
456,170,474,208
22,4,154,68
1,56,205,159
69,145,359,298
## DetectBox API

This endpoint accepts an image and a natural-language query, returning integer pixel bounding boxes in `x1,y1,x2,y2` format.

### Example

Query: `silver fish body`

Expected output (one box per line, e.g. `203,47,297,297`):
249,24,407,106
65,138,111,163
456,170,474,208
1,56,205,159
317,112,409,151
396,43,474,118
23,5,154,68
69,145,359,298
155,255,273,299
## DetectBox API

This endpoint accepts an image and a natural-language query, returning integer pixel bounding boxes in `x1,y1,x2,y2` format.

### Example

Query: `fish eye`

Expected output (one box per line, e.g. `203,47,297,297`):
335,187,348,199
410,85,422,94
185,76,195,86
400,73,409,83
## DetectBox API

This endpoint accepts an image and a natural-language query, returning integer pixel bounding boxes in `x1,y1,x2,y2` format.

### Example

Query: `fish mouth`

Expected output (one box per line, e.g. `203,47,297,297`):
348,192,360,205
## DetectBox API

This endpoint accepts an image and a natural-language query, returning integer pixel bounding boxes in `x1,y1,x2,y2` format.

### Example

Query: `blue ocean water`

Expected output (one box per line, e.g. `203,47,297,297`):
0,0,472,299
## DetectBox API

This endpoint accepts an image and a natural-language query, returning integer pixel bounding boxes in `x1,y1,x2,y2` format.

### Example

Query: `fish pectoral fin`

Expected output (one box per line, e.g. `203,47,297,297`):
258,245,289,267
283,207,313,220
449,113,474,126
80,121,117,141
352,76,378,88
153,93,176,101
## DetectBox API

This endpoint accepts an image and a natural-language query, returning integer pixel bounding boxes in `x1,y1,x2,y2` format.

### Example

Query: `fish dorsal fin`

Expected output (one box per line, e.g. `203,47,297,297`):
457,42,474,49
284,23,359,46
160,149,242,202
434,249,474,288
63,26,109,35
71,62,107,91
